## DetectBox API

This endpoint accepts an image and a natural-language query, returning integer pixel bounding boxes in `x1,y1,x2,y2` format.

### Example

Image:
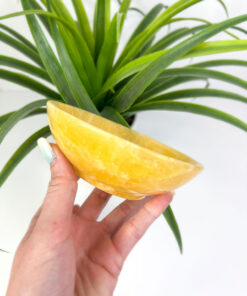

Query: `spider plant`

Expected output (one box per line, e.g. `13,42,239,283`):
0,0,247,253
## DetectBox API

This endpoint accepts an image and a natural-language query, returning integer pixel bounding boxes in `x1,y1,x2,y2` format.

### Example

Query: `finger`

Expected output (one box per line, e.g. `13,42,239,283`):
21,206,42,242
101,195,153,235
37,138,78,224
78,187,111,220
112,192,174,260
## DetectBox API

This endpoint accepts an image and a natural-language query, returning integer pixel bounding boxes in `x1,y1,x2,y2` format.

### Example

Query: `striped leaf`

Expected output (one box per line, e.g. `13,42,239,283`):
0,108,46,126
20,0,77,106
128,3,165,43
94,0,111,60
100,39,247,98
146,25,207,54
0,126,51,187
57,26,95,97
29,0,52,34
163,206,183,253
0,30,43,67
191,59,247,68
0,69,60,99
49,0,78,31
185,39,247,58
71,0,95,55
96,13,123,90
0,100,47,144
0,55,51,83
114,0,203,69
167,17,239,40
46,0,99,114
217,0,229,17
118,0,132,29
137,67,247,102
112,14,247,112
101,106,130,127
0,8,98,94
124,101,247,132
0,23,37,52
140,88,247,105
137,76,207,102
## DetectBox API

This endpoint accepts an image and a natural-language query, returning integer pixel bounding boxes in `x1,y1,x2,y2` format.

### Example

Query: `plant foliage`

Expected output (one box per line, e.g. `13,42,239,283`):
1,0,247,253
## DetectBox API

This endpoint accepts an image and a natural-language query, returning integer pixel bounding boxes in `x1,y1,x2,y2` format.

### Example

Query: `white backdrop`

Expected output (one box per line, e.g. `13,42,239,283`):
0,0,247,295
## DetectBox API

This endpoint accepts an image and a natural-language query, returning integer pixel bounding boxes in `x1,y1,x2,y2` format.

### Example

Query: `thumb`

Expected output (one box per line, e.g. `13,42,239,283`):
37,138,78,224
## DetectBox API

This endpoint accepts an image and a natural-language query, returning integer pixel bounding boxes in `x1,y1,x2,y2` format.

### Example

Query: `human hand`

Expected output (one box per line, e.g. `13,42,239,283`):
6,138,174,296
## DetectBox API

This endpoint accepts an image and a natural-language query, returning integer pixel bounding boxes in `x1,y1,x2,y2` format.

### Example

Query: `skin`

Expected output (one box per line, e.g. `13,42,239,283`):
6,144,174,296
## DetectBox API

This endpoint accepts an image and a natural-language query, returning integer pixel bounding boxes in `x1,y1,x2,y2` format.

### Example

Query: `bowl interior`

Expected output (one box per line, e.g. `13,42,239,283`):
49,101,201,167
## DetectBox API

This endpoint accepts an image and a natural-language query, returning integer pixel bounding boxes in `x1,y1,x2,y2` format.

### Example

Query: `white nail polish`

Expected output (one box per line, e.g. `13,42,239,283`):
37,137,56,164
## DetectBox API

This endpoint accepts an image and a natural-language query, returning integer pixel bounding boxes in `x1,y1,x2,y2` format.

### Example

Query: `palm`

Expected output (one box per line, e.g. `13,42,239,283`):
55,186,172,296
71,212,121,296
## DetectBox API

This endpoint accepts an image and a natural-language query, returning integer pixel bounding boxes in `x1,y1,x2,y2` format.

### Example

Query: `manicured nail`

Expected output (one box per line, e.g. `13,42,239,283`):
37,137,56,164
170,190,175,197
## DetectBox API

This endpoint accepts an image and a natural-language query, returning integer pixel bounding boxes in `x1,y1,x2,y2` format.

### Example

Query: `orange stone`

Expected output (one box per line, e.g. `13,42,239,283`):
47,100,203,200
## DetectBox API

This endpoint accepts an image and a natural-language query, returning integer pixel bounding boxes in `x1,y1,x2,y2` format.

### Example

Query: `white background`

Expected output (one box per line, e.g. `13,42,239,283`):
1,0,247,295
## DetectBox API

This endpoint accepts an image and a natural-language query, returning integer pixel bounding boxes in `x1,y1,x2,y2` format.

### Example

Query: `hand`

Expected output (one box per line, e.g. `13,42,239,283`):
6,140,174,296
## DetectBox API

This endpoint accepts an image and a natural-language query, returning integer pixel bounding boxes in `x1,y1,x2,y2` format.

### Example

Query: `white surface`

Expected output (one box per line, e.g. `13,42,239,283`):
1,0,247,295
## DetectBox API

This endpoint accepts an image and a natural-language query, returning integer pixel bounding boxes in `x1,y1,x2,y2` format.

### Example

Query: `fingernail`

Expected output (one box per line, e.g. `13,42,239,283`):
170,190,175,197
37,137,56,164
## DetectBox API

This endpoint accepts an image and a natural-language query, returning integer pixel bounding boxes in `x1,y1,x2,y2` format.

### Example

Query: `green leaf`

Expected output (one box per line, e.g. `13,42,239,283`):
166,17,239,40
191,59,247,68
117,0,145,17
0,100,47,144
0,69,61,99
137,67,247,102
163,206,183,253
114,0,203,69
128,7,145,17
20,0,76,106
46,0,99,93
231,26,247,35
99,51,163,96
141,88,247,105
0,9,79,35
126,4,166,59
46,0,99,114
71,0,95,55
96,13,123,90
128,4,165,43
112,14,247,112
0,126,51,187
58,26,95,97
0,23,37,52
99,38,247,98
137,76,207,102
0,108,46,125
0,30,43,67
0,8,98,95
101,106,130,127
118,0,132,29
136,36,156,58
124,101,247,132
184,40,247,58
146,25,207,54
29,0,52,35
94,0,111,60
48,0,78,30
217,0,229,18
0,55,52,83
